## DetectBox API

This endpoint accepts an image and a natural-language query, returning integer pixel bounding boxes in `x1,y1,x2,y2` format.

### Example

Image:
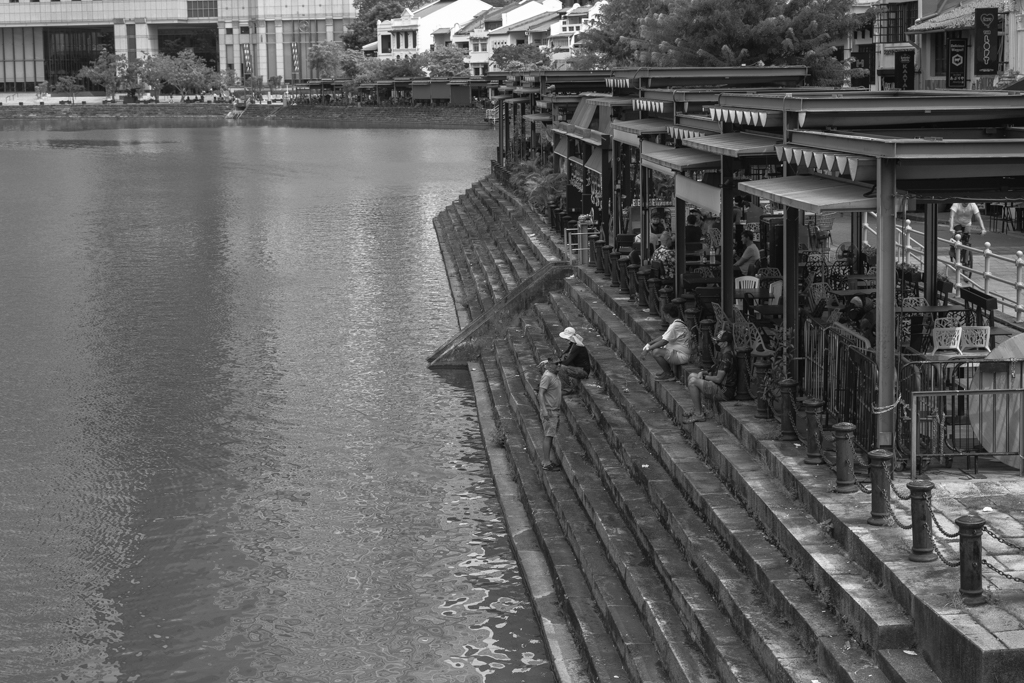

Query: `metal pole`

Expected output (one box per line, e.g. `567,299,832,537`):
802,398,825,464
721,157,736,317
908,480,937,562
779,378,799,441
833,422,858,493
956,514,987,606
868,449,893,526
876,158,897,449
924,202,938,305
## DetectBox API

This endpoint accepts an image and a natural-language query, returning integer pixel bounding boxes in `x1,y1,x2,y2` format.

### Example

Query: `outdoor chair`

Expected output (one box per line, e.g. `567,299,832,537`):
768,281,783,305
711,303,732,335
929,326,963,358
958,326,991,357
734,275,760,311
812,212,836,250
755,267,781,283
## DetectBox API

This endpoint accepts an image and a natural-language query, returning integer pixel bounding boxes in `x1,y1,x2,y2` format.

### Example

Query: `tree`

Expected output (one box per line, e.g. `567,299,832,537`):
345,0,411,50
308,41,367,79
634,0,870,85
491,44,551,72
573,0,670,66
78,50,122,99
147,49,217,98
423,46,469,78
53,75,85,103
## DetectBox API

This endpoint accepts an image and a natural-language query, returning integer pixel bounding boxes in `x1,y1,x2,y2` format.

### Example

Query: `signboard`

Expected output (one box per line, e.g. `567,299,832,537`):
291,42,300,75
974,8,999,75
851,48,875,88
947,38,967,88
241,43,253,77
896,51,915,90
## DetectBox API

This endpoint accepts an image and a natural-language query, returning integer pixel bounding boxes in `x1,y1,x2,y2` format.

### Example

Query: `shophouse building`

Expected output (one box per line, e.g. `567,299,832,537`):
0,0,357,91
375,0,489,61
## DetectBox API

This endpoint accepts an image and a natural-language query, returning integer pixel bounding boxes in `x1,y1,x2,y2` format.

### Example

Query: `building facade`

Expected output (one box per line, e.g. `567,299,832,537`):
375,0,489,61
0,0,356,91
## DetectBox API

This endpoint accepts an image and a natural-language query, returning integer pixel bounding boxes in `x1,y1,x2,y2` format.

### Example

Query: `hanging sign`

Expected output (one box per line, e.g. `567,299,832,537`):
896,51,915,90
947,38,967,88
974,8,999,75
241,43,253,77
291,43,300,75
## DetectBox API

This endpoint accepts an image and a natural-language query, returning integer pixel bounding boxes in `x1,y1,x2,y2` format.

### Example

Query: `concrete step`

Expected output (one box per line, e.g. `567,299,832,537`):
539,288,913,683
480,355,632,683
433,212,484,321
491,340,674,683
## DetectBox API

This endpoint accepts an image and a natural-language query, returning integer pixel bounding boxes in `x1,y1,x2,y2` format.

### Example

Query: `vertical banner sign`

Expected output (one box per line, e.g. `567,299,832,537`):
896,51,915,90
291,43,300,75
947,38,967,88
241,43,252,76
974,8,999,75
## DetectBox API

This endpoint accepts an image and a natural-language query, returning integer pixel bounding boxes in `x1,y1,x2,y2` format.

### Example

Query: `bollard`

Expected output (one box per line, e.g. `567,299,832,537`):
957,515,987,606
618,255,631,293
633,265,648,305
699,318,715,372
778,379,799,441
594,238,606,273
603,245,617,281
868,450,893,526
802,398,826,464
908,480,937,562
753,357,772,419
682,300,698,332
734,346,753,401
587,232,600,267
833,422,858,493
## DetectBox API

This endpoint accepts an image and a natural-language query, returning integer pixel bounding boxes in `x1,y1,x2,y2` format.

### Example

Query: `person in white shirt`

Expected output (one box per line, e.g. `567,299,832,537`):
642,317,692,380
948,202,986,265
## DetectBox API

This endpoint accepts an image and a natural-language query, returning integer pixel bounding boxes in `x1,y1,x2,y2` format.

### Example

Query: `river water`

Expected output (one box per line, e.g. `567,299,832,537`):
0,120,553,683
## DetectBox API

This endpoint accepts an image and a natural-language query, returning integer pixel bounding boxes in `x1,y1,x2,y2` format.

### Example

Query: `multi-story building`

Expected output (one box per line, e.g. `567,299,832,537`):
375,0,489,61
0,0,356,91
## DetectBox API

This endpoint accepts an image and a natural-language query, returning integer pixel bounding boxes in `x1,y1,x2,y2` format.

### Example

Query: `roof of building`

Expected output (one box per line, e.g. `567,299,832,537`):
363,40,379,51
565,4,595,16
489,11,560,35
433,26,452,35
907,0,1012,33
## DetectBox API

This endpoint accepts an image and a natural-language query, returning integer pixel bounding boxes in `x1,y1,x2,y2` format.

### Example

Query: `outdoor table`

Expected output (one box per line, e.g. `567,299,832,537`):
682,274,720,290
752,304,783,323
832,288,877,301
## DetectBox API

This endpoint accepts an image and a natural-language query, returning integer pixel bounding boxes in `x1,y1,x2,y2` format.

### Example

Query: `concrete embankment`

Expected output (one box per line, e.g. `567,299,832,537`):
0,102,493,128
432,173,1024,683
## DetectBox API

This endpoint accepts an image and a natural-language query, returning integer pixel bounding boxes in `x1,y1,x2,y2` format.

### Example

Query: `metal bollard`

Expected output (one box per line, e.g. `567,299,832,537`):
734,346,753,401
587,232,600,268
594,239,606,273
699,319,715,372
957,515,987,606
603,245,617,281
868,450,893,526
908,480,937,562
833,422,858,493
802,398,826,464
618,255,631,293
753,357,772,419
779,379,799,441
632,265,646,305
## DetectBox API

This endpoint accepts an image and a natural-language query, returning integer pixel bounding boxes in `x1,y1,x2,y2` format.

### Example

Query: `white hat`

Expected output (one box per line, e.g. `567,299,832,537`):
558,327,577,340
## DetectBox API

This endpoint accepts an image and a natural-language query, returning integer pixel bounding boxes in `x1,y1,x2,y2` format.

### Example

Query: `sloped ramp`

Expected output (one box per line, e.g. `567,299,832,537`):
427,261,571,368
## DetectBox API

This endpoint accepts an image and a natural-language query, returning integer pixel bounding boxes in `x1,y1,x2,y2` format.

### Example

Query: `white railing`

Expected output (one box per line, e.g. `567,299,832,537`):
863,214,1024,322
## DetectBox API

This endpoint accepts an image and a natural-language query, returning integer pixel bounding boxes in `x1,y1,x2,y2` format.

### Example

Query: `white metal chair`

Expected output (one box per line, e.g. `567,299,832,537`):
929,326,962,358
768,280,783,305
958,326,991,357
734,276,760,311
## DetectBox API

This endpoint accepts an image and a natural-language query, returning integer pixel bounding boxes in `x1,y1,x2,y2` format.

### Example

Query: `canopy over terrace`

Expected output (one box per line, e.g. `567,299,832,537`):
604,66,810,91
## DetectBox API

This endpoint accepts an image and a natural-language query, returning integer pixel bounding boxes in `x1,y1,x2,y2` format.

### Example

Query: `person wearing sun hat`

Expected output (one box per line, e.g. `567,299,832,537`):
684,329,737,423
557,326,591,395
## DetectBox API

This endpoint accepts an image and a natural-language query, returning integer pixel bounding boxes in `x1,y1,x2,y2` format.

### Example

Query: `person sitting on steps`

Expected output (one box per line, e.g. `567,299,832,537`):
642,309,692,381
684,329,736,423
557,327,590,394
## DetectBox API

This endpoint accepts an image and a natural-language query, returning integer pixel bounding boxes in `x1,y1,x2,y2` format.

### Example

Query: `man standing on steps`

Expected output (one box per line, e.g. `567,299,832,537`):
557,326,590,395
537,358,563,471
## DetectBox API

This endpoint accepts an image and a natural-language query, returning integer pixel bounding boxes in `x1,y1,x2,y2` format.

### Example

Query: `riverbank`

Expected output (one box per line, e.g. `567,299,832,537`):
0,103,494,128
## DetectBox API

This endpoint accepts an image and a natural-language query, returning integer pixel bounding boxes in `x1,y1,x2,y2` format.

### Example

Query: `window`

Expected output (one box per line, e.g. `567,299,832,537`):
226,27,233,34
186,0,217,17
876,2,918,43
240,25,250,34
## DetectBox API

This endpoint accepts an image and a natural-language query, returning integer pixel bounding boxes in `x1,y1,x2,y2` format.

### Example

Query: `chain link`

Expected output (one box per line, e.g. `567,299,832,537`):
983,526,1024,553
927,523,961,567
983,558,1024,584
928,495,961,539
883,467,914,530
887,464,912,501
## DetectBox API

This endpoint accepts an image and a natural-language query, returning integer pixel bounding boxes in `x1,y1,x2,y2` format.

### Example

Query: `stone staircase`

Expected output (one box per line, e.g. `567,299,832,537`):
434,176,953,683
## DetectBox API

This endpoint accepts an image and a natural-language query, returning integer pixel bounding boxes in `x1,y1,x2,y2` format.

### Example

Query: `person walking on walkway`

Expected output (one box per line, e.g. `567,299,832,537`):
537,358,563,471
643,316,692,380
557,327,590,395
684,330,736,423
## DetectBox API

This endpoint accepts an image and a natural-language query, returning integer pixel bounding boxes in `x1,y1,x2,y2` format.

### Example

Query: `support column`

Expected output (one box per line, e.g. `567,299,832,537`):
257,22,269,85
924,202,938,305
784,205,800,380
876,158,898,449
134,22,154,60
218,23,229,73
611,140,621,236
721,157,737,317
275,21,285,82
640,164,649,256
113,21,129,59
675,195,685,298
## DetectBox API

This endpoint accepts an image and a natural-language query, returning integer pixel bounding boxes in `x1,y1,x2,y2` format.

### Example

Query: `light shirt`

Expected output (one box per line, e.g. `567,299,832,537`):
661,320,691,356
949,203,982,232
538,369,562,414
736,242,761,274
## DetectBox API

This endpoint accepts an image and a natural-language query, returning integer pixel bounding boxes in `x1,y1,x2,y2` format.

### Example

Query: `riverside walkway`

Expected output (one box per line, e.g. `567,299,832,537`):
433,174,1024,683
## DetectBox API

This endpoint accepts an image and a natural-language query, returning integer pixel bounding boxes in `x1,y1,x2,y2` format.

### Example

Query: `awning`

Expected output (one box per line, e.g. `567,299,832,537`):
505,97,531,105
585,151,603,174
570,100,598,128
737,175,876,213
708,107,782,128
641,143,720,175
668,126,709,142
634,99,669,114
775,144,875,182
569,155,585,168
611,118,669,136
606,77,633,88
554,137,569,158
682,131,782,158
907,0,1011,33
524,113,553,123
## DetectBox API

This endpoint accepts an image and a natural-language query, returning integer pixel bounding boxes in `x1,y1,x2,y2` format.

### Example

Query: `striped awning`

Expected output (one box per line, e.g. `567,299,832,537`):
708,107,783,128
641,143,719,175
776,144,875,183
634,99,669,114
585,151,603,173
606,77,633,88
668,126,709,142
737,175,876,213
682,131,781,158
